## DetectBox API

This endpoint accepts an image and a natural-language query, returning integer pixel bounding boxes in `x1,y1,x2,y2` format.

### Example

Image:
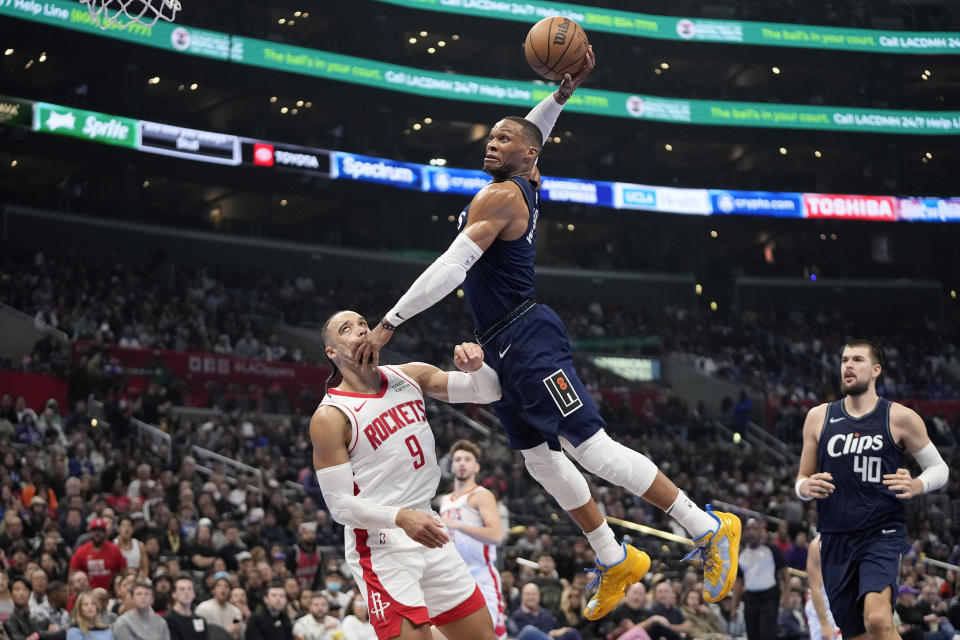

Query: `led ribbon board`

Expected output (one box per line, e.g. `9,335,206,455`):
1,0,959,134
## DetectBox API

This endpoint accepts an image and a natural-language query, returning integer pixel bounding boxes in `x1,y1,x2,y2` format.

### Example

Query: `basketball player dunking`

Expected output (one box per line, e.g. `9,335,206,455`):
795,340,948,640
354,46,741,621
312,310,502,640
438,440,507,639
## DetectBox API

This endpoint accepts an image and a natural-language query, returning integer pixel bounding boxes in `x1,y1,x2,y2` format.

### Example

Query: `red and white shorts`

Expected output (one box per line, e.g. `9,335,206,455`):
471,564,507,639
345,521,486,639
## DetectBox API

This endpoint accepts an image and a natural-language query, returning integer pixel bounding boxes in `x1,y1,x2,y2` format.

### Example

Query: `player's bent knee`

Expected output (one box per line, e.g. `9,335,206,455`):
863,610,893,637
565,431,658,496
521,443,591,511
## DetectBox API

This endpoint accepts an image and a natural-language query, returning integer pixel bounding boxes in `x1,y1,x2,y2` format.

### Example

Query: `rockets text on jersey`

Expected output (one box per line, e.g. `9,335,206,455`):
319,366,441,511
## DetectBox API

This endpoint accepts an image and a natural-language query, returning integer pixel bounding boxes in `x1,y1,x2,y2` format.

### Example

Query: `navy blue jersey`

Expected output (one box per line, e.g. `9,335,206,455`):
816,398,905,533
456,176,539,332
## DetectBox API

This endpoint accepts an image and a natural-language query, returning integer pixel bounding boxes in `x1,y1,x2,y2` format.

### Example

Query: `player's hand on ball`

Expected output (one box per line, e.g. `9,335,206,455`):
397,509,450,548
883,467,921,499
558,44,595,97
804,472,835,499
453,342,484,373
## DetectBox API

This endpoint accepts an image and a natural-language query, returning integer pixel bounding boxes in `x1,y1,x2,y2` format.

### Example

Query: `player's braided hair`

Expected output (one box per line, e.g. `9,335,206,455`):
320,311,348,396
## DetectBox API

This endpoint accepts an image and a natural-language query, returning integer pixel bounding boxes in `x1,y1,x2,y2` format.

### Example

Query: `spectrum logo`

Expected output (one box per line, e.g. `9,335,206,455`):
253,143,274,167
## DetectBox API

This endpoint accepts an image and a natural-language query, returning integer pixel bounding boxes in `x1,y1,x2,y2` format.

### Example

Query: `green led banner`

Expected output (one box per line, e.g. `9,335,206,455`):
34,102,138,148
376,0,960,54
3,0,960,134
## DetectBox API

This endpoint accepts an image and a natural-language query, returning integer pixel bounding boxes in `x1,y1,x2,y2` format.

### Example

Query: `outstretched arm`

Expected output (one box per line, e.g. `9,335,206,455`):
311,407,449,547
400,342,501,405
354,185,523,368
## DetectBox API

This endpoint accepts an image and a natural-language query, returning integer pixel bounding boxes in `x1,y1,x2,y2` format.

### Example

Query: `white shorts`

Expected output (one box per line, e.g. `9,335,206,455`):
471,564,507,639
345,521,485,639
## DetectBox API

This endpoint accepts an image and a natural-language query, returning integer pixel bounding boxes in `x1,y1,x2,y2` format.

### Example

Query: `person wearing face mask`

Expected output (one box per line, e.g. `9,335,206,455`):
316,572,352,618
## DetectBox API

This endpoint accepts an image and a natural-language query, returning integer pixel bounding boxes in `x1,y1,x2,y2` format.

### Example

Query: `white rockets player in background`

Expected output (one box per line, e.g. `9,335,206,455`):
439,440,507,640
805,535,842,640
311,310,502,640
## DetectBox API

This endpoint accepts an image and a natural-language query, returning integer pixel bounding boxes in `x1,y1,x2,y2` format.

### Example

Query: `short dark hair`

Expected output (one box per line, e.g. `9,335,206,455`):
265,580,286,595
449,439,482,461
132,580,153,593
10,575,31,592
844,339,883,366
174,573,194,588
503,116,543,151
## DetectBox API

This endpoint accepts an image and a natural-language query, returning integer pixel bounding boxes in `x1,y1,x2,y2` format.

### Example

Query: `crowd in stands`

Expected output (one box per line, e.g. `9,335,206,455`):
0,371,958,639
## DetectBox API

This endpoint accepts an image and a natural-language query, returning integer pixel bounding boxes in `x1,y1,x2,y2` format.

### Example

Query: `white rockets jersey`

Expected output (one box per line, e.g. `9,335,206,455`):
439,486,497,574
319,366,440,511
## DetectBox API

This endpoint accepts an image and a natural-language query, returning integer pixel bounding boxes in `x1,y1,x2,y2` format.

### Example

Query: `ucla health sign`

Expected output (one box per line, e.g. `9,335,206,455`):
710,190,803,217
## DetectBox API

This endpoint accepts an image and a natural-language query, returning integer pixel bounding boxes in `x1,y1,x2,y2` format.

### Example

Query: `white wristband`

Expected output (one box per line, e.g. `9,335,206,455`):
385,233,483,327
795,477,813,501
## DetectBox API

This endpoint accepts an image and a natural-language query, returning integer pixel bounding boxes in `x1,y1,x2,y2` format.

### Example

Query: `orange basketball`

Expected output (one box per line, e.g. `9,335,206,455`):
523,16,589,82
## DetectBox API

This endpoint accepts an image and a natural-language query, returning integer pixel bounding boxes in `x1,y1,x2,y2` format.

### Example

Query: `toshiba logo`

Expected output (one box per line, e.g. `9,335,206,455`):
253,143,274,166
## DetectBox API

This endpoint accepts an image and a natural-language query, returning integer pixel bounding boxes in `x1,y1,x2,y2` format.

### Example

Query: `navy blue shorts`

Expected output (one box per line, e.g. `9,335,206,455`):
481,304,604,451
819,522,906,638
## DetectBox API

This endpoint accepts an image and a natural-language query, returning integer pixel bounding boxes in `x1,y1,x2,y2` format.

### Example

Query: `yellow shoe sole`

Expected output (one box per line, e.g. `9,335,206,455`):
583,547,651,620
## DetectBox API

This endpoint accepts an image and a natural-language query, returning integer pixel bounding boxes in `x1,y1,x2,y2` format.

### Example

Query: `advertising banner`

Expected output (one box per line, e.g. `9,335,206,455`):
138,121,241,165
33,102,138,148
803,194,898,221
72,341,330,412
0,94,33,127
4,0,960,134
375,0,960,54
331,152,424,190
710,190,804,217
242,140,332,175
896,198,960,222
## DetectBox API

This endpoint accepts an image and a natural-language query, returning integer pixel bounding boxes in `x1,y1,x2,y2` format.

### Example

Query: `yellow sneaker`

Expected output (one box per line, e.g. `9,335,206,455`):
684,504,741,603
583,541,651,621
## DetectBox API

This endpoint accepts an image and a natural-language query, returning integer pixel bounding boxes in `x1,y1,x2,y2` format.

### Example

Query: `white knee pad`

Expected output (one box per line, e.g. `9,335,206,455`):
563,431,659,497
521,443,592,511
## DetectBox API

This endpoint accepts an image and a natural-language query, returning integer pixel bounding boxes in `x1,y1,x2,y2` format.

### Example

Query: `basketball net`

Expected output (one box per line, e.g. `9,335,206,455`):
80,0,181,30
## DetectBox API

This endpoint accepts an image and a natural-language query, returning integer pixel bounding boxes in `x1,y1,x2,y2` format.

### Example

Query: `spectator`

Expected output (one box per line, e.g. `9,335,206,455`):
287,523,322,592
66,590,113,640
291,592,341,640
530,555,564,619
776,588,808,640
783,532,809,573
507,583,581,640
186,520,218,574
917,581,955,640
195,577,243,639
33,581,70,632
732,518,787,640
601,582,675,640
648,581,691,638
165,575,210,640
516,526,542,559
244,581,292,640
679,588,725,639
69,519,127,591
113,581,170,640
339,596,374,640
67,572,90,609
229,588,251,626
556,586,594,639
112,518,148,581
282,578,303,622
895,585,925,640
28,568,50,612
5,574,63,640
315,572,351,615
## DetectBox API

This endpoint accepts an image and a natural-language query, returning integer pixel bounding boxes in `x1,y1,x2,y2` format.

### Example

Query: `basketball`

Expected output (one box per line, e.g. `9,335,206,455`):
524,16,589,82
